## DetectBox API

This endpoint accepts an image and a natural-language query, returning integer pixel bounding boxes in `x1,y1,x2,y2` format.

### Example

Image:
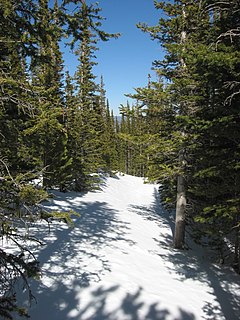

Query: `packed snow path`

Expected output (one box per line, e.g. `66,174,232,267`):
19,174,240,320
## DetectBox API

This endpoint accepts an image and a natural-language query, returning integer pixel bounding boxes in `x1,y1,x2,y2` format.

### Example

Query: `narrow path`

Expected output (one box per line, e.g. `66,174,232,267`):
18,174,240,320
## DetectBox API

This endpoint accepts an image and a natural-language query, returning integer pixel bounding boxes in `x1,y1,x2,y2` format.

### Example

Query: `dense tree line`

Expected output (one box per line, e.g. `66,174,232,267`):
119,0,240,273
0,0,119,318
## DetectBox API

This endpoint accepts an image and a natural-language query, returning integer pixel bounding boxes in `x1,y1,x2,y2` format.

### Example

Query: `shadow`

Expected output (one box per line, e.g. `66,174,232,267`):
21,282,197,320
75,285,197,320
202,264,240,320
35,197,135,280
94,171,121,190
129,187,175,249
164,246,240,319
15,184,240,320
132,187,175,225
128,186,240,320
15,192,135,319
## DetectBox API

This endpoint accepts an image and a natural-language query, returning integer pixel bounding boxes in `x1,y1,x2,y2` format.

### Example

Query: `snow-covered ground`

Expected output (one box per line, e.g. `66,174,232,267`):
15,174,240,319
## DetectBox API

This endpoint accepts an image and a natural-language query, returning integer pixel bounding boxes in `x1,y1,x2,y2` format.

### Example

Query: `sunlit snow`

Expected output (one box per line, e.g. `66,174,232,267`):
14,174,240,319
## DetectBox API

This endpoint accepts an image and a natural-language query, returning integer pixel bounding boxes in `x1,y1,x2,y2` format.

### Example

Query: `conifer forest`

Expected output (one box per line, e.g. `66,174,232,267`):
0,0,240,319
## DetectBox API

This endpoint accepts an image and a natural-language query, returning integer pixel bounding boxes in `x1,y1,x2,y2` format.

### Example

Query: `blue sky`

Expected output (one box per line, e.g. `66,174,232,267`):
62,0,164,114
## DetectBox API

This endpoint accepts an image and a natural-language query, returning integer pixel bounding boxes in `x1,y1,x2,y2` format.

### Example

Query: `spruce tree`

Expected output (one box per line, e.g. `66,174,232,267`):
98,81,118,174
0,0,37,174
0,2,78,317
26,0,68,189
64,0,119,190
0,1,47,317
184,0,240,269
117,102,148,177
137,0,240,262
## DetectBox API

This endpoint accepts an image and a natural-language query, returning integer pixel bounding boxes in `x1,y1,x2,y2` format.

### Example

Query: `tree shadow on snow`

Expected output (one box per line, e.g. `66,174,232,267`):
129,187,175,249
22,282,196,320
128,186,240,320
164,248,240,320
16,188,195,320
77,285,196,320
16,194,135,319
16,187,240,320
35,199,134,275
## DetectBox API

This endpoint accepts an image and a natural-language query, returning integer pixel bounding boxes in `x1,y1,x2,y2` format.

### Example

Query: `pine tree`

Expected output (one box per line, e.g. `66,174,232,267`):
0,2,78,317
118,102,132,174
26,0,68,189
0,1,47,317
129,78,177,204
0,0,37,174
183,0,240,269
98,81,118,174
137,0,240,261
117,101,149,177
64,0,119,190
136,1,212,248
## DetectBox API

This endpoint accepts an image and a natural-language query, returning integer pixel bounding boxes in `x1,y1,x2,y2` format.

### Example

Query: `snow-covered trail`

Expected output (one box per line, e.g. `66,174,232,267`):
17,174,240,320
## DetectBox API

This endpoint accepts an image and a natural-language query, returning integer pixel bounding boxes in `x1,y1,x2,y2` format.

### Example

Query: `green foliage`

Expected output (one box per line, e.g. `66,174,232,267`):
64,2,120,190
116,103,149,176
0,160,81,318
129,0,240,264
19,184,48,206
0,0,121,317
41,209,80,227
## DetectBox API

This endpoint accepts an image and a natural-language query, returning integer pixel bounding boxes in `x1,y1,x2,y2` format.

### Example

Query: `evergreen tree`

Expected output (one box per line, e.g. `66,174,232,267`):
26,0,68,189
117,102,148,177
129,79,176,185
98,82,118,173
118,103,132,174
0,0,37,174
135,1,212,249
64,0,119,190
136,0,240,263
0,2,77,317
183,0,240,269
0,1,47,317
115,114,126,173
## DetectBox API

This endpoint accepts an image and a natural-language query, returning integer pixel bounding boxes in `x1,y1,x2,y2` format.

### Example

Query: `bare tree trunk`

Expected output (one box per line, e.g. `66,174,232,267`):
174,174,186,248
173,4,187,249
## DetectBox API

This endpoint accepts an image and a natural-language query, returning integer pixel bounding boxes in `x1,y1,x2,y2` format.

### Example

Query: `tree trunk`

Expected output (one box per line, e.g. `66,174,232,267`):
173,4,187,249
174,174,186,249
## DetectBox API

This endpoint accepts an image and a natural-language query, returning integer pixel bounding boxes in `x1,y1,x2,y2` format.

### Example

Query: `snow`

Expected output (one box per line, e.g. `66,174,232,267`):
13,174,240,319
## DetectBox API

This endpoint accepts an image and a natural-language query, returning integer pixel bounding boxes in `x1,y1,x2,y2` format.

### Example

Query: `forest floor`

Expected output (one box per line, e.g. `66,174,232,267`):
14,174,240,319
